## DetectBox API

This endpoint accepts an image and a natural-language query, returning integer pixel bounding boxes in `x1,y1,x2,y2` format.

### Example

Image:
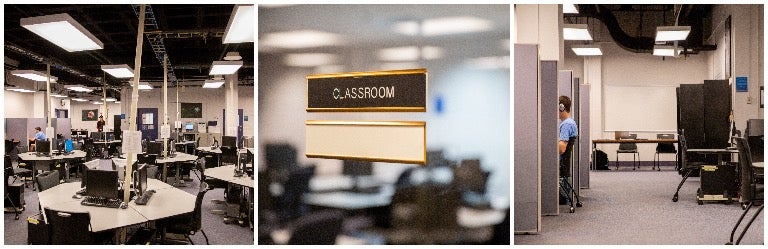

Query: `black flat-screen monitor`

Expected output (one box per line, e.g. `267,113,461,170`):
222,136,237,148
133,164,148,197
343,160,373,177
91,132,105,141
207,121,217,127
184,133,195,142
35,139,50,156
147,141,164,156
85,169,119,199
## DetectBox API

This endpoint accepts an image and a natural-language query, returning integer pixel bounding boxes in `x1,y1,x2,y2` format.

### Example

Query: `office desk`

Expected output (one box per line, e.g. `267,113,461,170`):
116,152,198,186
38,179,194,233
196,147,249,154
591,139,678,169
205,165,254,188
18,150,87,189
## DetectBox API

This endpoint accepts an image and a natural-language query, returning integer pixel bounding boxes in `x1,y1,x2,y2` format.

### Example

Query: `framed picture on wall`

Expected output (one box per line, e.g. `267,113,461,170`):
82,109,99,121
180,103,203,118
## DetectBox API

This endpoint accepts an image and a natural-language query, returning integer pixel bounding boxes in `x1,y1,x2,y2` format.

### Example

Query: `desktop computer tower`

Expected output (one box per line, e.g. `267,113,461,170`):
699,163,738,200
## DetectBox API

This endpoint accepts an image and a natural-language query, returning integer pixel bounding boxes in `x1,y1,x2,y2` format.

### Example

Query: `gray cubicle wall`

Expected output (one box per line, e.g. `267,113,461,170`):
579,82,590,188
541,61,559,216
560,70,579,196
5,118,47,152
51,118,72,139
514,44,540,233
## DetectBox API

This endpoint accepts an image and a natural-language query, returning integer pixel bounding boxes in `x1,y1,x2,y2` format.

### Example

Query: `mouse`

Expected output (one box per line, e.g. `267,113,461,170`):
120,202,128,209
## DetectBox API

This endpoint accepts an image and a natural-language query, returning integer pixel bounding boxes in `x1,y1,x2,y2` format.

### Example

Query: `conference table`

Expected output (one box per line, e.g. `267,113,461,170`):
17,150,87,189
591,139,678,170
37,179,194,233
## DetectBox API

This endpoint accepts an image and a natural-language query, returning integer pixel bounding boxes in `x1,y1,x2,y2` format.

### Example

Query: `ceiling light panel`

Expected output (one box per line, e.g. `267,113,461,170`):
563,24,593,40
67,85,92,92
653,45,677,56
11,70,57,82
223,5,254,44
465,56,510,69
209,61,243,75
394,16,494,36
101,64,134,78
203,80,225,88
571,45,603,56
261,30,343,49
563,4,579,14
20,13,104,52
378,46,420,61
283,53,338,67
72,98,88,102
655,26,691,41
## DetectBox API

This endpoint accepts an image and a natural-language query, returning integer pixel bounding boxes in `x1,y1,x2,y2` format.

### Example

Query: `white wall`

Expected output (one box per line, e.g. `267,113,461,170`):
4,90,36,118
70,102,121,131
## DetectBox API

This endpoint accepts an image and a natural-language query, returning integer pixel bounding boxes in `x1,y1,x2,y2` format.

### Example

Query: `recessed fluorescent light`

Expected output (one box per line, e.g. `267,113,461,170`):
101,64,134,78
378,46,443,61
11,70,57,82
378,62,422,71
653,45,677,56
393,16,494,36
203,80,225,88
571,45,603,56
465,56,510,69
284,53,338,67
131,82,153,90
115,101,121,104
223,5,254,44
72,98,88,102
655,26,691,42
66,85,93,92
563,4,579,14
20,13,104,52
421,46,444,60
261,30,343,49
7,87,36,93
564,24,593,40
209,61,243,75
102,97,117,102
92,101,103,105
51,94,68,98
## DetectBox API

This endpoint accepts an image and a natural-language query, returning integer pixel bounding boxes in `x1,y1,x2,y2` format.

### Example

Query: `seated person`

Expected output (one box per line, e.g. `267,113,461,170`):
28,127,47,152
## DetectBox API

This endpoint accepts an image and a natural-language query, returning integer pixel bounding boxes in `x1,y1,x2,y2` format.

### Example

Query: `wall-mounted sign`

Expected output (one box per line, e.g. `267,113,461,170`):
305,120,426,164
735,76,748,92
306,68,427,112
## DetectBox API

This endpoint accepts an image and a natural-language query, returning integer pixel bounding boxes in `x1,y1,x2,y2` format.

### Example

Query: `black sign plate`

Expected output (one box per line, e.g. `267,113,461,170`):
307,68,427,112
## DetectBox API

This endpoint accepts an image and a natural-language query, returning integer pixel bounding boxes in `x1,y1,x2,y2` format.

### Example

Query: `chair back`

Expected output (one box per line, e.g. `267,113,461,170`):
137,153,157,165
220,146,238,165
452,159,488,193
734,137,756,202
44,208,92,244
192,182,209,231
560,136,578,177
288,210,344,245
36,171,60,192
203,152,219,169
281,166,315,222
618,134,638,150
4,156,11,193
656,134,677,153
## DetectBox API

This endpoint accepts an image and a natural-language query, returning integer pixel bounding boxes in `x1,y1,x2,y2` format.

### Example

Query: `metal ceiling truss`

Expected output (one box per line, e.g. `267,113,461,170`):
132,4,179,86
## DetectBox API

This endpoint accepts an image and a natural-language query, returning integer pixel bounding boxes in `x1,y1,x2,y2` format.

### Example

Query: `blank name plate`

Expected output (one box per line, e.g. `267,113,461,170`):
305,120,426,164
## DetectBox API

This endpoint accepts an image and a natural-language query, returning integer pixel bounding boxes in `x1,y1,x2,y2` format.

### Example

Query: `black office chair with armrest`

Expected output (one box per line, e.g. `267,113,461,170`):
158,182,210,245
452,159,491,209
560,136,582,213
43,207,113,244
726,137,764,245
5,156,23,220
616,134,640,170
35,171,60,193
654,134,677,171
5,154,32,189
672,133,705,202
279,166,315,223
286,209,344,245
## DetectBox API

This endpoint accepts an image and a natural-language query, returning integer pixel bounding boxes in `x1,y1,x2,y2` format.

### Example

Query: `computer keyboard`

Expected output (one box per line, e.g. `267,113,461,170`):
134,190,156,205
76,188,86,195
81,196,123,208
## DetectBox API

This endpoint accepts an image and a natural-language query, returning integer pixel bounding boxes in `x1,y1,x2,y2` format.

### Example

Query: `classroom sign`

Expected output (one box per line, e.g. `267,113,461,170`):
306,68,427,112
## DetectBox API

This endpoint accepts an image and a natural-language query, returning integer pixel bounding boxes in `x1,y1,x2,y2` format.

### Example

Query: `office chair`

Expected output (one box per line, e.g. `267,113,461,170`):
616,134,640,170
44,207,113,244
726,137,764,245
219,146,238,166
5,155,32,189
5,156,22,220
560,136,582,213
279,166,315,223
452,159,491,208
159,182,210,245
672,133,705,202
286,210,345,245
653,134,677,171
35,171,60,193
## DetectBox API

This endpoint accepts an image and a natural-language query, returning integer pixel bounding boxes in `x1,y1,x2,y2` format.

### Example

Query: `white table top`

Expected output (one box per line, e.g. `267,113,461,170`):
205,165,254,188
196,147,249,154
115,152,198,165
302,191,392,210
18,150,86,161
457,207,507,228
94,140,121,144
128,186,195,221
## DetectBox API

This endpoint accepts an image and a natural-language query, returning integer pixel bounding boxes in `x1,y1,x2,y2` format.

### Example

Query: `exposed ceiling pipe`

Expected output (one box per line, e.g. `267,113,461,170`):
5,42,102,85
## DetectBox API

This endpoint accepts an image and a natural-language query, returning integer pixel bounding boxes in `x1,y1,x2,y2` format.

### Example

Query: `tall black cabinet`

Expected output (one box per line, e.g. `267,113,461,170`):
676,80,731,166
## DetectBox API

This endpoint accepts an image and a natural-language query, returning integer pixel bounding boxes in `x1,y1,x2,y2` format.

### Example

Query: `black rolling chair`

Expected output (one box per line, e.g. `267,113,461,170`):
279,166,315,223
560,136,582,213
286,210,344,245
616,134,640,170
653,134,677,171
452,159,491,208
672,133,705,202
220,146,238,166
44,207,113,244
726,137,764,245
159,182,210,245
5,156,22,220
35,171,61,193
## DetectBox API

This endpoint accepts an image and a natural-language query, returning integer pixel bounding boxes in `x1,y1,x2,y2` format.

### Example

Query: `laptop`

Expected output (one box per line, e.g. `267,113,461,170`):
614,131,630,140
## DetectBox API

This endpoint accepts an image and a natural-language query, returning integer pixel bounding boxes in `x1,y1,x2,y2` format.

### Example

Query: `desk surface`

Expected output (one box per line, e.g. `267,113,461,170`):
18,150,86,161
303,191,392,210
38,179,193,232
592,139,678,144
196,147,249,154
115,152,198,165
687,148,739,154
205,165,254,188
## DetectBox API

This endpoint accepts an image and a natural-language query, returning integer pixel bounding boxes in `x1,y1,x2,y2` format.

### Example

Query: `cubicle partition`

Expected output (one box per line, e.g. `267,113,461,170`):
540,61,558,216
559,70,579,196
514,44,540,233
578,83,590,188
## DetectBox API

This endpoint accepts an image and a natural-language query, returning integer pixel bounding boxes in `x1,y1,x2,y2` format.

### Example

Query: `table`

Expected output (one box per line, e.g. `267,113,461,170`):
303,191,392,211
18,150,87,189
196,147,249,155
204,165,254,227
591,139,678,170
38,179,194,233
116,152,198,186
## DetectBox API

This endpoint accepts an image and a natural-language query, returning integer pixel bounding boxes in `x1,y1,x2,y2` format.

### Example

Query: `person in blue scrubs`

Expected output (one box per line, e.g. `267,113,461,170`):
558,96,577,155
28,126,47,151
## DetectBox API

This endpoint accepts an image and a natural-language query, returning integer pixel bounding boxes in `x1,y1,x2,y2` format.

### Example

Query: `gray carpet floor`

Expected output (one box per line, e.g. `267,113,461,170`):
4,161,254,245
515,167,764,245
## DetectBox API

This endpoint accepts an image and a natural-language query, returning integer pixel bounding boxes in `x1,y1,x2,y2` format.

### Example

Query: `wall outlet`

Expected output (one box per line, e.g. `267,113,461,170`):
747,96,752,104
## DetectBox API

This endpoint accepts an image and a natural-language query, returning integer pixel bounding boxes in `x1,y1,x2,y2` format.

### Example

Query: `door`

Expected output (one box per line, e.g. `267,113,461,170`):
137,108,159,141
55,109,68,118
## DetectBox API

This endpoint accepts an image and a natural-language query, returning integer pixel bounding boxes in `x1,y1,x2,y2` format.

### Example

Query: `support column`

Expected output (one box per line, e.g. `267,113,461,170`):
225,73,239,138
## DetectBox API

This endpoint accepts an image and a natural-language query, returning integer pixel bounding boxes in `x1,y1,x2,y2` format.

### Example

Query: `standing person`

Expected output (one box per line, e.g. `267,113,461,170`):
558,95,578,156
28,127,47,151
97,115,105,132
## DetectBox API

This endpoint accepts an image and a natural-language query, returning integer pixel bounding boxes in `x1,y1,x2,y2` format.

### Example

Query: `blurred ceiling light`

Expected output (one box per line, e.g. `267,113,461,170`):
563,4,579,14
465,56,510,69
563,24,593,40
66,85,93,92
7,87,36,93
261,30,342,49
72,98,88,102
223,52,242,61
101,64,134,78
284,53,338,67
20,13,104,52
92,101,103,105
11,70,57,82
209,60,243,75
655,26,691,41
314,65,346,74
223,5,254,44
378,62,421,71
378,46,443,61
51,94,68,98
393,16,494,36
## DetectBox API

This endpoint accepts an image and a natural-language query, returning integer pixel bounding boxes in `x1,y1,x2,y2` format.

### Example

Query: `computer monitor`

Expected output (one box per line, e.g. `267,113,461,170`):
147,141,164,156
133,164,148,197
91,131,104,141
222,136,237,148
614,131,630,140
207,120,217,127
184,133,195,142
185,123,194,131
35,139,50,156
85,169,119,199
64,139,74,153
343,160,373,177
